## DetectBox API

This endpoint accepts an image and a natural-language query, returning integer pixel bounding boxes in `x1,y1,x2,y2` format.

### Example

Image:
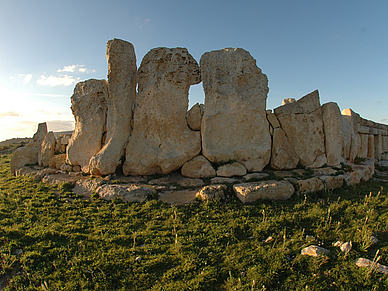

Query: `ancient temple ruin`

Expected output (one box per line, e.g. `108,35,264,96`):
10,38,388,203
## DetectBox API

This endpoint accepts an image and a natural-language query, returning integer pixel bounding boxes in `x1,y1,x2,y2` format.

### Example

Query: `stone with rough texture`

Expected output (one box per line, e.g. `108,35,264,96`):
322,102,343,166
186,103,202,131
352,164,373,181
49,154,66,170
341,116,352,160
89,39,137,176
216,162,247,177
123,47,201,176
339,171,361,186
159,189,199,205
270,128,300,170
282,98,296,105
200,48,271,172
296,177,324,193
301,245,330,257
197,185,227,200
66,79,108,173
342,108,359,162
358,134,369,158
31,122,48,145
274,90,325,166
233,180,295,203
242,173,270,181
319,175,344,190
38,131,55,167
355,258,388,274
177,178,204,188
266,112,280,128
72,178,106,198
367,134,375,159
306,154,327,169
96,184,156,202
211,177,239,184
181,155,216,178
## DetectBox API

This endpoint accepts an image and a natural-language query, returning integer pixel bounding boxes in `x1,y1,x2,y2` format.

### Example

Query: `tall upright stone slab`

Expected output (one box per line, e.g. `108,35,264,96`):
322,102,343,166
66,79,108,173
274,90,326,167
89,39,137,176
123,47,201,175
38,131,55,167
270,127,300,170
342,108,359,163
200,48,271,172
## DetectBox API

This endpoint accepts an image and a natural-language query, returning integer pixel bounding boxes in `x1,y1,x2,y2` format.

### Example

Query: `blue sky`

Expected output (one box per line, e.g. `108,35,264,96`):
1,0,387,141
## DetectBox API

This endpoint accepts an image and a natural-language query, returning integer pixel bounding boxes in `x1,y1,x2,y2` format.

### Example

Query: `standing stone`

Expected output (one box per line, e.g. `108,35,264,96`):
367,135,375,159
31,122,48,145
358,134,369,159
322,102,343,166
123,47,201,175
274,90,325,167
375,135,383,160
342,116,352,160
200,48,271,172
186,103,202,131
89,39,137,176
38,131,56,167
342,108,359,162
66,79,108,173
270,127,300,170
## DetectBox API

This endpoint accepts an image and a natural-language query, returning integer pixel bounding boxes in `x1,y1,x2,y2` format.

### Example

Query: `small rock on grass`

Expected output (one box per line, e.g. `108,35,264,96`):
301,245,330,257
355,258,388,274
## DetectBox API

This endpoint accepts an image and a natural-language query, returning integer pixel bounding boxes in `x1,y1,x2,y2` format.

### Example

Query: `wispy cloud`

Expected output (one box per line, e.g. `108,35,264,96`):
47,120,75,132
0,111,21,118
57,64,96,73
135,17,151,28
10,74,34,83
37,75,79,86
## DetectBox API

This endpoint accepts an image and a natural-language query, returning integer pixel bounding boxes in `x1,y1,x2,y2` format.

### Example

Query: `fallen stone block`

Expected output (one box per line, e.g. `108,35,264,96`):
197,185,227,200
216,162,247,177
296,177,324,193
96,184,156,202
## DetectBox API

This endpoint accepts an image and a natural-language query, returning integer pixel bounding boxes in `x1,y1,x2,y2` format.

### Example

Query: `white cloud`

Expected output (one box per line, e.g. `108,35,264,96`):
57,64,96,73
37,75,79,86
23,74,33,83
0,111,21,118
47,120,75,132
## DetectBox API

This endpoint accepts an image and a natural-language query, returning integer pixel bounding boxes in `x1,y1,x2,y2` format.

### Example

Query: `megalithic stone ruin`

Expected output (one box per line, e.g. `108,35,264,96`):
11,38,388,184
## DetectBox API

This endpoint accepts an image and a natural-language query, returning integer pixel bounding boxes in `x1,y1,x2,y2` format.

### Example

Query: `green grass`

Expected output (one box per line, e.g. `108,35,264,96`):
1,153,388,290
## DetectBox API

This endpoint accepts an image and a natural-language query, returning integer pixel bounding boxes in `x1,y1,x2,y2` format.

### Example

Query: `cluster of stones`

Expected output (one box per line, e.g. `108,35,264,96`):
10,38,388,203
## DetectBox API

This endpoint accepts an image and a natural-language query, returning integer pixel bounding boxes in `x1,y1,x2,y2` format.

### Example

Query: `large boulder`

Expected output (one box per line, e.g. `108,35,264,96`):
38,131,56,167
274,90,325,167
123,47,201,175
270,127,300,170
322,102,343,166
89,39,137,176
66,79,108,173
181,155,216,178
200,48,271,172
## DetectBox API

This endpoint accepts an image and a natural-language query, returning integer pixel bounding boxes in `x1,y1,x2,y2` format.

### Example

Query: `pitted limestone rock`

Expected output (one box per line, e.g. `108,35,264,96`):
322,102,343,166
200,48,271,172
123,47,201,176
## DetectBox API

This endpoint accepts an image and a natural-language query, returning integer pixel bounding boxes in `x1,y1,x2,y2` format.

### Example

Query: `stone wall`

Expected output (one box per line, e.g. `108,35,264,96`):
10,39,388,180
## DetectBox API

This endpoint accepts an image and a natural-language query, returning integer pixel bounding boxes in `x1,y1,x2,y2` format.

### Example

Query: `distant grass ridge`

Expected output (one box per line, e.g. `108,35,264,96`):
1,153,388,290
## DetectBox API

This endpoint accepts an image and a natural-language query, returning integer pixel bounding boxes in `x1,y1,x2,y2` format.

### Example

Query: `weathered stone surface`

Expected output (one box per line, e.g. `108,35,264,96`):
216,162,247,177
233,180,295,203
274,90,325,166
270,127,299,170
266,112,280,128
273,170,293,178
60,164,73,172
318,175,344,190
15,166,38,177
159,189,199,204
186,103,202,131
66,79,108,173
200,48,271,172
32,168,57,182
301,245,329,257
41,173,79,185
352,164,373,181
342,108,359,162
38,131,55,167
296,177,324,193
322,102,343,166
341,116,352,160
374,134,383,160
181,155,216,179
197,185,227,200
282,98,296,105
123,47,201,176
358,134,369,158
210,177,239,184
242,173,270,181
312,167,338,176
306,154,327,169
339,171,361,186
355,258,388,274
31,122,48,145
72,178,106,198
10,147,38,174
96,184,156,202
89,39,137,176
49,154,66,170
367,134,375,159
177,178,204,188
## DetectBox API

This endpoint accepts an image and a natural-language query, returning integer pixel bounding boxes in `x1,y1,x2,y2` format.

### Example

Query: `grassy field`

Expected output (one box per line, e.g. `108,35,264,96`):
1,153,388,290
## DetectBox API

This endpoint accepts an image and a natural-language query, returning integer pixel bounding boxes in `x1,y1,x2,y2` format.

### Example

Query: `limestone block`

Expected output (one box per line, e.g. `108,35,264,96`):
10,147,39,174
270,127,299,170
353,165,372,181
200,48,271,172
186,103,202,131
383,135,388,152
66,79,108,173
339,171,361,186
312,167,338,176
296,177,324,194
233,180,295,203
306,154,327,169
181,155,216,179
322,102,343,166
210,177,239,184
49,154,66,170
274,90,325,166
318,175,344,190
61,135,71,145
358,134,369,159
197,185,227,200
301,245,329,257
266,112,280,128
96,184,156,202
123,47,201,176
38,132,56,167
367,135,375,159
374,135,382,160
31,122,48,145
216,162,247,177
369,127,378,135
342,108,359,162
89,39,137,176
282,98,296,105
359,125,370,134
341,116,352,160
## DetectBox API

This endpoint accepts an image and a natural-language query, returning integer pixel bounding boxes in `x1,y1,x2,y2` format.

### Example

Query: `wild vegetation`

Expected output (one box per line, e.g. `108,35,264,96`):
1,153,388,290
